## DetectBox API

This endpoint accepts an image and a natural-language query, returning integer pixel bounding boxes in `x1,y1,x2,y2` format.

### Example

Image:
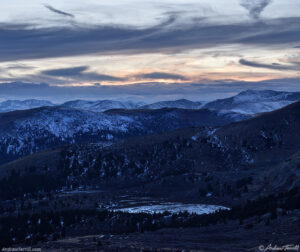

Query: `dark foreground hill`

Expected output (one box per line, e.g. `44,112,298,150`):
0,106,248,165
1,101,299,200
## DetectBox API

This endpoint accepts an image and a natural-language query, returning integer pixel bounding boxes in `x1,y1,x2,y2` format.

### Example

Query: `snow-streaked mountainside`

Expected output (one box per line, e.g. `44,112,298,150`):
204,89,300,114
62,100,146,112
142,99,203,110
0,107,136,164
0,106,249,164
3,101,298,195
0,99,54,113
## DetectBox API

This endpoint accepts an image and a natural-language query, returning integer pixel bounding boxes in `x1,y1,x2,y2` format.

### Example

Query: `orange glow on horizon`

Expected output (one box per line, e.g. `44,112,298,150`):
48,74,294,87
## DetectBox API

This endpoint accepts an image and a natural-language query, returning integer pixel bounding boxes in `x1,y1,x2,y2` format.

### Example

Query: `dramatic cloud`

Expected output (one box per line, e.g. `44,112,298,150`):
0,16,300,62
41,66,122,82
240,0,272,19
135,72,187,80
43,4,75,18
0,1,299,93
239,59,299,71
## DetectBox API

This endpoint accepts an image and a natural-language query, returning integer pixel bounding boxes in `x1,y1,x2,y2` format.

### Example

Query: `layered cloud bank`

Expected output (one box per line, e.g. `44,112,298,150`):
0,0,299,98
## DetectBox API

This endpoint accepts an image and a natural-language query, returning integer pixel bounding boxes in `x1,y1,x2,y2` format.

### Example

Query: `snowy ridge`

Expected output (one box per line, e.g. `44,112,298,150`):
12,107,134,137
0,99,54,113
142,99,203,110
232,90,291,103
62,100,146,112
0,107,138,160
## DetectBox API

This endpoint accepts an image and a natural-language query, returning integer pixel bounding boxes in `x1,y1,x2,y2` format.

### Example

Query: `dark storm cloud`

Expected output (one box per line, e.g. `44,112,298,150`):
239,59,299,71
41,66,122,81
0,16,300,62
43,4,75,18
42,66,87,76
240,0,272,19
0,64,35,70
135,72,187,80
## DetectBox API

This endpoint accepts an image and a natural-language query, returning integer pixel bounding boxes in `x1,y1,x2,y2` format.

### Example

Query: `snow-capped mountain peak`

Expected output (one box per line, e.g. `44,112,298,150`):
232,90,291,103
204,89,300,114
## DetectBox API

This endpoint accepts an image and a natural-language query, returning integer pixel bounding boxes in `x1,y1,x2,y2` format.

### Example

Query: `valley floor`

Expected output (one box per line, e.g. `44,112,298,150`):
39,210,300,252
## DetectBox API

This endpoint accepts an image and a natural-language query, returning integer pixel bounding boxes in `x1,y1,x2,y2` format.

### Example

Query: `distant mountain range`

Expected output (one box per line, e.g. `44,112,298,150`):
0,88,299,165
1,89,300,114
0,99,54,113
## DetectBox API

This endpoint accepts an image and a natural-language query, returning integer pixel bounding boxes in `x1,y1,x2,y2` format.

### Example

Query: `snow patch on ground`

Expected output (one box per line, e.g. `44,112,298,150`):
113,203,229,215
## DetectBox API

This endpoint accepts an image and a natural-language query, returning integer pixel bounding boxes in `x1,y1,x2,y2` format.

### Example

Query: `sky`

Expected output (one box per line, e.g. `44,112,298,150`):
0,0,300,102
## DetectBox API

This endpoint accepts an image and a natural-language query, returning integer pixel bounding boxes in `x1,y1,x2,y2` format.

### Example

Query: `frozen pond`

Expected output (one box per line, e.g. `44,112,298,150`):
113,202,229,215
62,190,103,194
57,189,103,196
57,191,229,215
